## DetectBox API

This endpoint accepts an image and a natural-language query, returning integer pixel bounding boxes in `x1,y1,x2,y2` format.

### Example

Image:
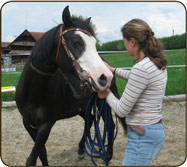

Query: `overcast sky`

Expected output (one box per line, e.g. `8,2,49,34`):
1,1,186,44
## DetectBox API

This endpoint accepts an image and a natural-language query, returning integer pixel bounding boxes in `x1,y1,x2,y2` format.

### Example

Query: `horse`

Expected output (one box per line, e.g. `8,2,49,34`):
15,6,126,166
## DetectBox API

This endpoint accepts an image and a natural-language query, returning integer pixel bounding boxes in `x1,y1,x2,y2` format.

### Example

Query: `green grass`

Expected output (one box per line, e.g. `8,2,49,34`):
1,91,16,102
1,49,186,101
166,49,186,65
166,67,186,95
102,49,186,67
1,72,21,102
1,72,21,87
101,52,135,68
115,67,186,96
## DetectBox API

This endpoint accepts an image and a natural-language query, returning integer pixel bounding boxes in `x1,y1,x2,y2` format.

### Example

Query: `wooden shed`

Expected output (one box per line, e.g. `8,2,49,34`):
1,29,44,65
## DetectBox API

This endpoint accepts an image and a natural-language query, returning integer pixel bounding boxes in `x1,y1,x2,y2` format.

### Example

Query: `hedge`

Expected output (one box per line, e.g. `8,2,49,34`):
97,33,186,51
159,33,186,50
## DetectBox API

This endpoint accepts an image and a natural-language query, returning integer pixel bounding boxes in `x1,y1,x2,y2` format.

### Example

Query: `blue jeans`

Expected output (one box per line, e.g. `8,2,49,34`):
123,122,165,166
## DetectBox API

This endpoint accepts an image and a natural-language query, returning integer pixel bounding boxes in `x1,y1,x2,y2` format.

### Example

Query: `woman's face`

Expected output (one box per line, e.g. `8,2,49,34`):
123,37,135,57
124,37,146,62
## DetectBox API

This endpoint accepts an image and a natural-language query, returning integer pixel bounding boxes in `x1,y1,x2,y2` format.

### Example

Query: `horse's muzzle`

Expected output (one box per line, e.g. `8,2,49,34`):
97,74,107,87
89,77,110,92
90,78,100,91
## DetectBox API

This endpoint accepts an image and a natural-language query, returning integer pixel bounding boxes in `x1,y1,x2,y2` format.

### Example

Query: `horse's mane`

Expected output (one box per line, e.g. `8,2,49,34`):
71,18,95,37
29,25,61,61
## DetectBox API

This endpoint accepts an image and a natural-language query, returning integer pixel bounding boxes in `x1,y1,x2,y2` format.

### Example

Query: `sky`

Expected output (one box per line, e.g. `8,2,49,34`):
1,1,186,44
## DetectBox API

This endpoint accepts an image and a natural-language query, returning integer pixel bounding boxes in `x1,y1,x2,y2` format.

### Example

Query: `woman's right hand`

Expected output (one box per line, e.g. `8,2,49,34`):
104,62,116,73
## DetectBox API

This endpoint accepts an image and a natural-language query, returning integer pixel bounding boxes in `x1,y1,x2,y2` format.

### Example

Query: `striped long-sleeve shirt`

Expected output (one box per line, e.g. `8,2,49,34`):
106,57,168,125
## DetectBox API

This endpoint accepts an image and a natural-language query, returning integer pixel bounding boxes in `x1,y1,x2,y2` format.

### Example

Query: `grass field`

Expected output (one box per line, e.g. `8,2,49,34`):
1,49,186,101
101,49,186,96
101,49,186,67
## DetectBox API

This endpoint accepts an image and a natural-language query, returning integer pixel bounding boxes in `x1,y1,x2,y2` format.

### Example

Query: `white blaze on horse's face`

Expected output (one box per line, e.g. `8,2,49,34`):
75,31,113,91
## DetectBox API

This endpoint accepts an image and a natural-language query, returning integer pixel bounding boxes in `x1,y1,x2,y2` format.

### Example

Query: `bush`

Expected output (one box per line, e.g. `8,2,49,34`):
160,33,186,50
98,40,125,51
98,33,186,51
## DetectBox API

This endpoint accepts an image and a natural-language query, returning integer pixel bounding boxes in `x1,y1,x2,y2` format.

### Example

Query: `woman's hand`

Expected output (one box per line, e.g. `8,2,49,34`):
98,89,111,99
104,62,116,73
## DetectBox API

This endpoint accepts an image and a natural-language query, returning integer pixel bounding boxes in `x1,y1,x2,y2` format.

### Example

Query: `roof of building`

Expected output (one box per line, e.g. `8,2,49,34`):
1,30,45,58
2,42,11,48
29,32,44,41
2,29,45,50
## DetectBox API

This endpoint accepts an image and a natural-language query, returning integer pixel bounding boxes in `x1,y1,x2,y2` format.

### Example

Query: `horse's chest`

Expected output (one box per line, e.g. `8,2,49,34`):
58,95,88,118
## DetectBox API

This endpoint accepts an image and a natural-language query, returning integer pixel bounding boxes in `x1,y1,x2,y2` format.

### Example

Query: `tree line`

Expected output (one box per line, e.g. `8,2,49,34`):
97,33,186,51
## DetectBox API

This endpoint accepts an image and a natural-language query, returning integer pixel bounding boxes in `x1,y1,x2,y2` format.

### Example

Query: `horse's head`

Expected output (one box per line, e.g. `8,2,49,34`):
56,6,113,91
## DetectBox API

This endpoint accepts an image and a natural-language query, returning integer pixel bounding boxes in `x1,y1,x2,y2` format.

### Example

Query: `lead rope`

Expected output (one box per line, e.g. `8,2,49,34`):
84,93,118,166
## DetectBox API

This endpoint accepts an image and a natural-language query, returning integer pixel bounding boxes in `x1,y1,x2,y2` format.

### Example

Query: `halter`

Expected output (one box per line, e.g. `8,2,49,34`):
30,25,92,82
56,25,92,81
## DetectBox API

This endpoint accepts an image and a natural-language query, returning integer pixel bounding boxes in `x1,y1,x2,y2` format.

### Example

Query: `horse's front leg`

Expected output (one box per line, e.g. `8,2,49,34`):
26,121,55,166
78,111,94,156
23,120,49,166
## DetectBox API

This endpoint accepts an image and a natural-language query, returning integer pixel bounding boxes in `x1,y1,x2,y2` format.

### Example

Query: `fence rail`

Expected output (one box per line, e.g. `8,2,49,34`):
2,65,185,73
120,65,186,70
97,50,186,70
1,50,186,72
98,49,185,54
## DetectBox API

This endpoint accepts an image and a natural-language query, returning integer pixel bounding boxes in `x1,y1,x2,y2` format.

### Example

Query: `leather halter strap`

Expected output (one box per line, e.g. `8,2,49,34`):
56,25,92,81
30,62,55,76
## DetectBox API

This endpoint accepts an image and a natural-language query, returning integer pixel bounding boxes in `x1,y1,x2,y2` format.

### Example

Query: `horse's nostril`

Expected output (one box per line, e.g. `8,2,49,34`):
97,74,107,87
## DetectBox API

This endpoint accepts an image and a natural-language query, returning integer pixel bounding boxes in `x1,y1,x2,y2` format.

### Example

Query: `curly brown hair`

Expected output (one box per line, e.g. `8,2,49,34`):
121,19,168,70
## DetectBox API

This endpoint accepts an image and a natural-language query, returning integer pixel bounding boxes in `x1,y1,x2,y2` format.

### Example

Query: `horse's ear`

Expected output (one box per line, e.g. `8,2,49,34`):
85,17,91,25
62,6,71,26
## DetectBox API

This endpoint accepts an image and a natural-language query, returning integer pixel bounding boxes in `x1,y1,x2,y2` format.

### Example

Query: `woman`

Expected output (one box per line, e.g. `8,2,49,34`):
98,19,168,166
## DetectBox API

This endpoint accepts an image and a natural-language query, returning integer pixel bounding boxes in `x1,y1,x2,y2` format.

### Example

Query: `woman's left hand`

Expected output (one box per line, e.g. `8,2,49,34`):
98,89,110,99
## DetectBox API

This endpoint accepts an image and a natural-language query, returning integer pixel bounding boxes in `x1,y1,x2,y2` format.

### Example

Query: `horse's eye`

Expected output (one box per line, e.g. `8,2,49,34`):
73,41,81,48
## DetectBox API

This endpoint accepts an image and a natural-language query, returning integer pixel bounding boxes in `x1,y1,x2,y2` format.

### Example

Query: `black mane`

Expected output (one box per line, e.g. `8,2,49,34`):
28,25,61,73
30,25,60,61
70,18,95,37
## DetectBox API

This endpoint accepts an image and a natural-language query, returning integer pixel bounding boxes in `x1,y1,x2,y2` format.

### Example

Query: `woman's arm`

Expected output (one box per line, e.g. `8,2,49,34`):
106,64,149,118
104,62,130,80
115,68,130,80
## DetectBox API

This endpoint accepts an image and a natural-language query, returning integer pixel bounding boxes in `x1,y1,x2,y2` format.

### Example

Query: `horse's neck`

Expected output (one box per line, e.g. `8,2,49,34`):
29,26,59,74
21,54,57,89
31,56,57,75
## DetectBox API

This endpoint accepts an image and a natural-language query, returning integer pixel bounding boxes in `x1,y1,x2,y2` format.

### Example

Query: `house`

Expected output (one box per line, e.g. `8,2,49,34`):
1,42,11,66
2,42,11,54
1,29,44,65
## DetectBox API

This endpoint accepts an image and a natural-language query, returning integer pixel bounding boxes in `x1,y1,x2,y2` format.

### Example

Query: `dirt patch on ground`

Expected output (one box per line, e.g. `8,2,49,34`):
1,101,186,166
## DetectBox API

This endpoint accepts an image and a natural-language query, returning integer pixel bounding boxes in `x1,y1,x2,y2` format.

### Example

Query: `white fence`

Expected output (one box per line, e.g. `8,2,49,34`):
98,50,186,70
1,86,16,107
1,68,16,72
119,65,186,70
